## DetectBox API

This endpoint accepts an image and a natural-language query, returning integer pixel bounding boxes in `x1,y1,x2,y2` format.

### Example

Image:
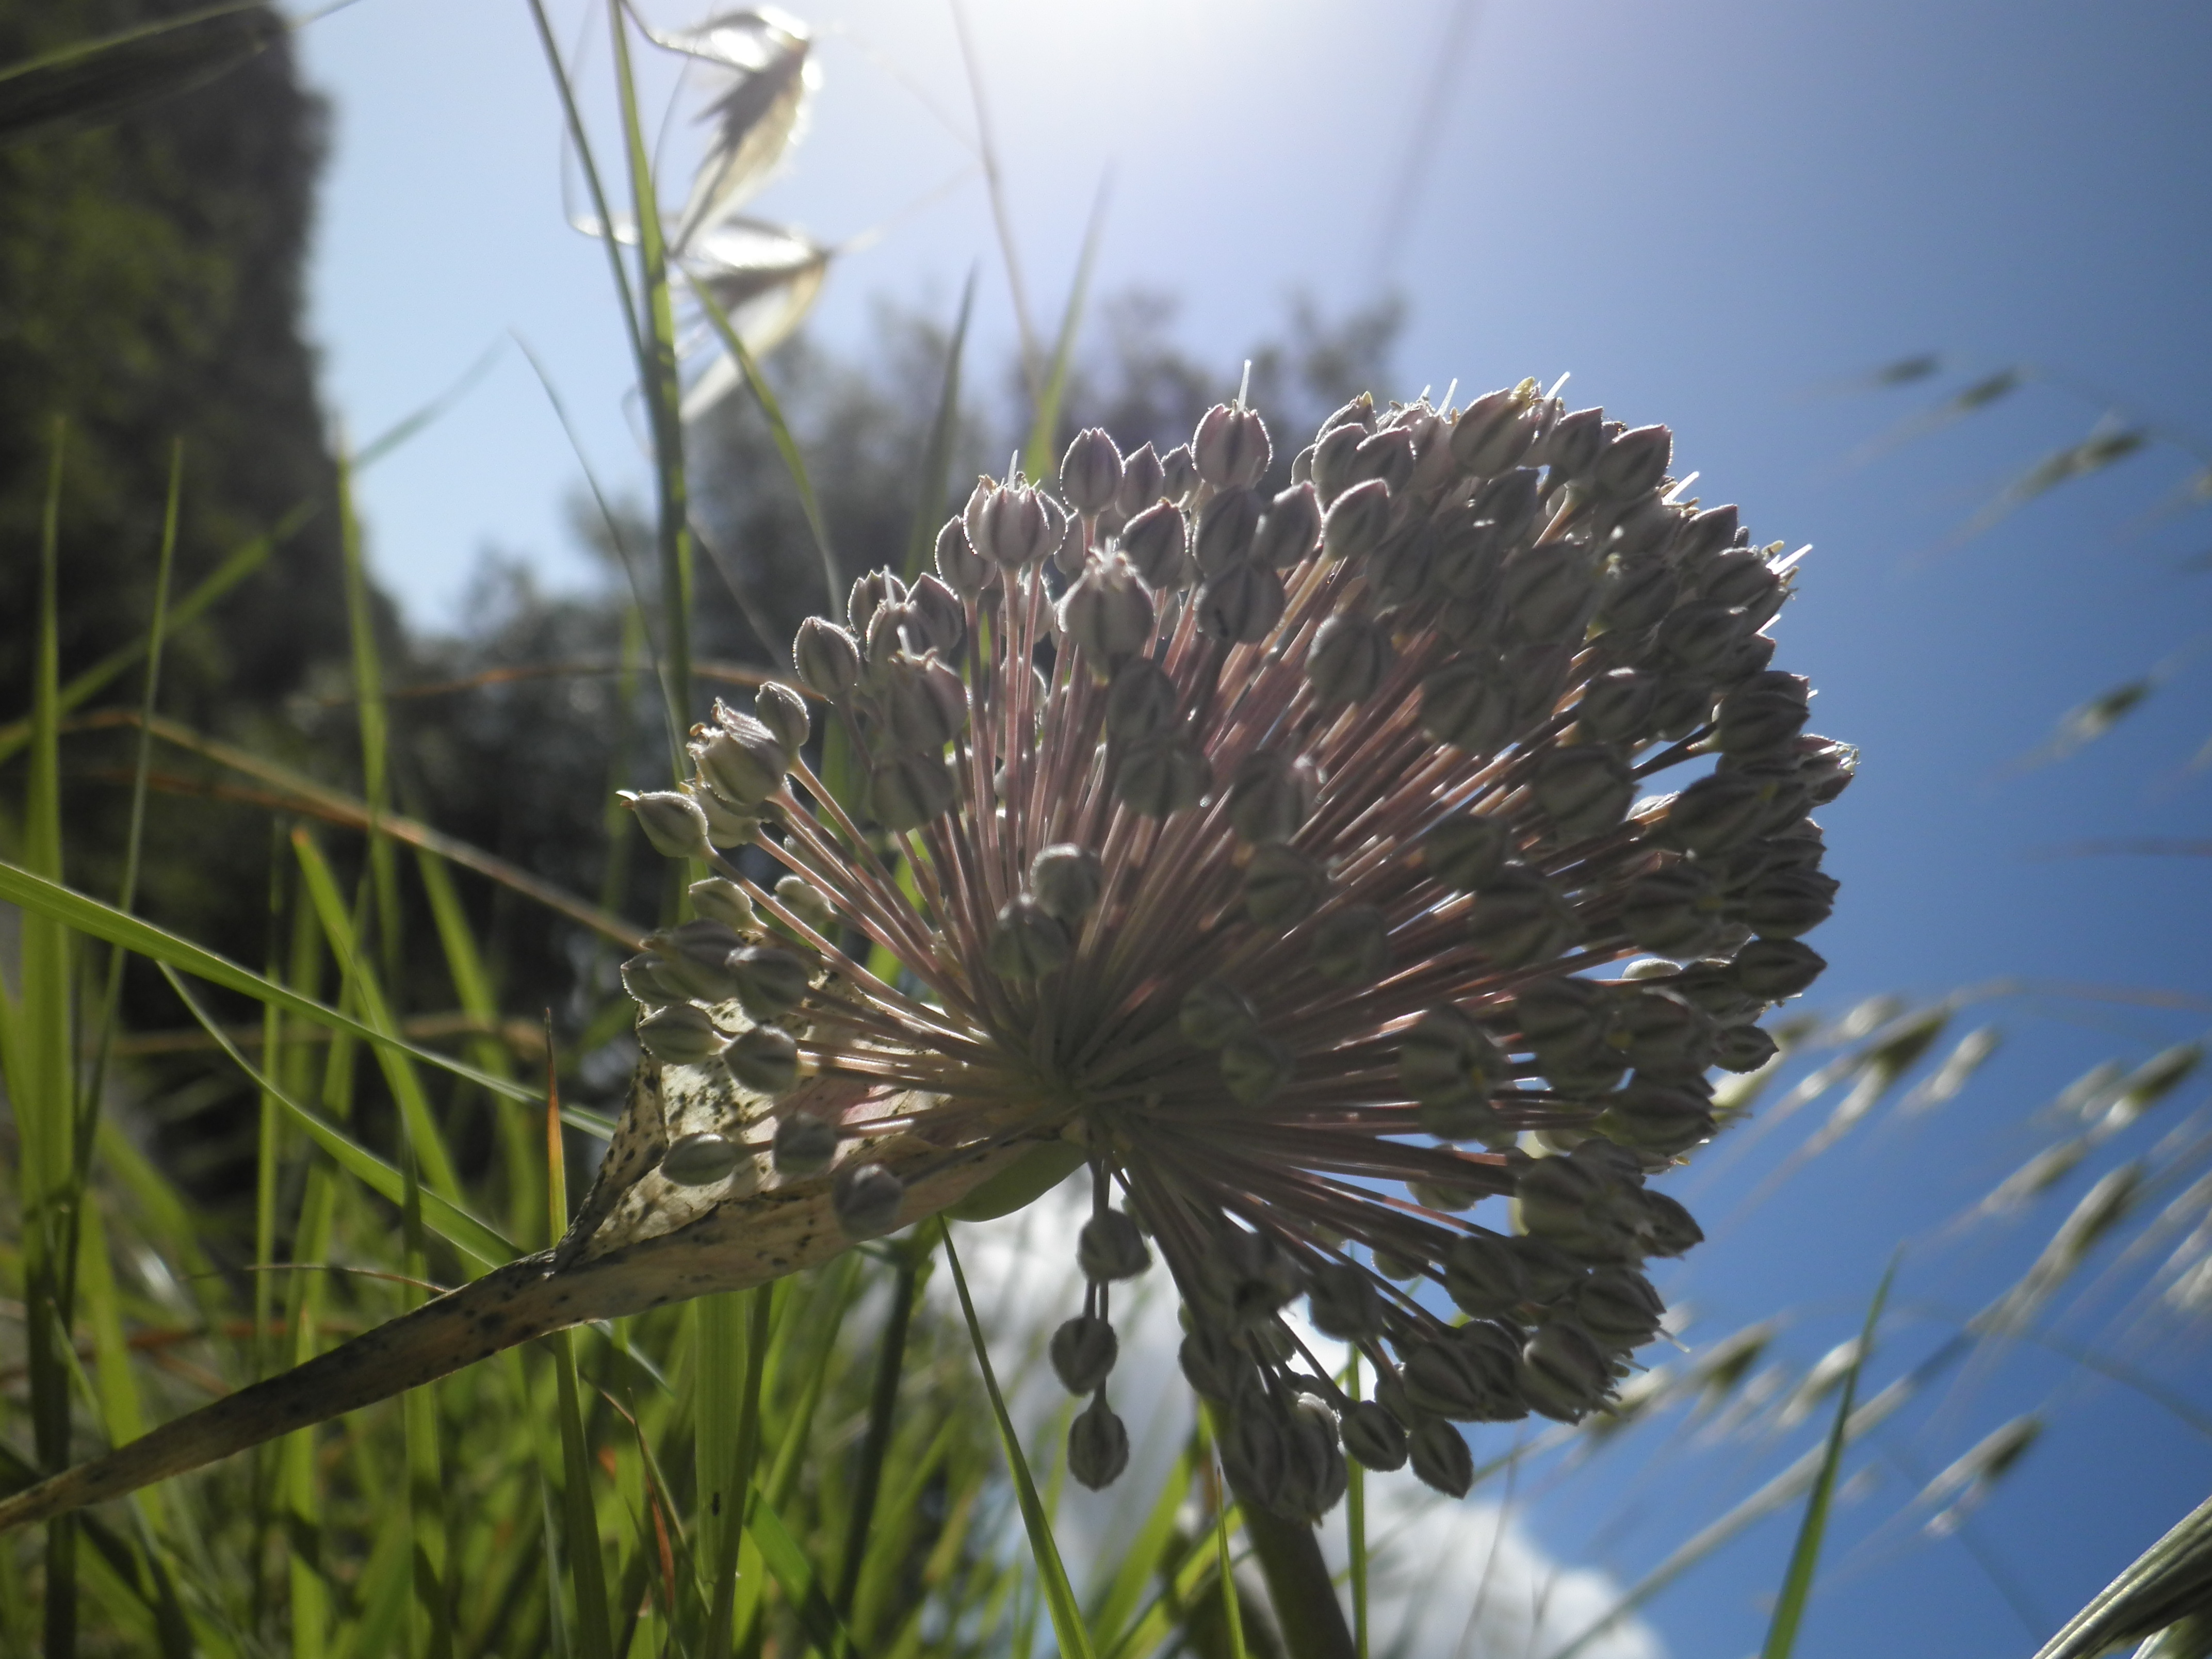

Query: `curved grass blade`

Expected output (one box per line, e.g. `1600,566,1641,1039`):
1019,178,1110,485
904,271,978,582
2033,1488,2212,1659
0,0,280,148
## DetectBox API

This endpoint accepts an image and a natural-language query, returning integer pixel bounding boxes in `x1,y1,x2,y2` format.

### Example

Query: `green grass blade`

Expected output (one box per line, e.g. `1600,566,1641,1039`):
903,271,978,582
1019,178,1110,484
703,1284,774,1652
834,1243,924,1628
940,1224,1097,1659
336,444,408,990
543,1058,615,1659
1758,1261,1896,1659
520,0,641,356
400,1136,455,1658
1346,1359,1369,1659
354,341,505,469
694,1292,746,1629
1090,1439,1192,1648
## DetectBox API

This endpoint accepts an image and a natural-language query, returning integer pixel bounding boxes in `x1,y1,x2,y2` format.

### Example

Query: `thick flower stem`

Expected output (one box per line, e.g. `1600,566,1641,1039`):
1238,1493,1357,1659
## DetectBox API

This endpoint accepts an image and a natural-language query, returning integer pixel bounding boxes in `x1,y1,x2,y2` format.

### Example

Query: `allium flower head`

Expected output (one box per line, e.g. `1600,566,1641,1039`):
623,381,1851,1519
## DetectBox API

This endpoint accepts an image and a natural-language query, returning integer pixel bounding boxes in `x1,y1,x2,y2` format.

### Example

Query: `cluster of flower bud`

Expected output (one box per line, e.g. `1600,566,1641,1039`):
1048,1201,1154,1489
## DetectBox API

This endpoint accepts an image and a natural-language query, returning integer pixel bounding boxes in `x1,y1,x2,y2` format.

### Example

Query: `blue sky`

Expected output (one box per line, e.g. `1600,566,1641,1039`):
295,2,2212,1653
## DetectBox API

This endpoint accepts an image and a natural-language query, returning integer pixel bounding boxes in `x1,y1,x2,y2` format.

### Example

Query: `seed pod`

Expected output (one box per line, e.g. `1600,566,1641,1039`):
1049,1315,1119,1394
623,790,712,861
1253,481,1322,569
1196,563,1287,643
1104,657,1178,740
1194,485,1262,576
1306,612,1393,707
1400,1005,1506,1108
639,1003,728,1066
866,751,954,830
1179,1326,1245,1401
1181,980,1258,1048
1534,746,1633,841
1466,869,1574,967
1629,1188,1704,1256
661,1132,742,1188
1519,1320,1613,1421
1060,427,1124,514
1228,749,1316,844
907,572,968,656
725,1023,800,1094
1059,555,1157,665
1311,905,1391,983
653,920,751,1001
1744,868,1838,938
1593,424,1672,501
1079,1210,1151,1281
1118,499,1188,590
1311,421,1367,507
1421,655,1513,754
1115,735,1209,817
1599,1077,1717,1155
773,1110,838,1176
1322,477,1392,564
1620,864,1724,957
832,1162,904,1238
1160,444,1199,506
1193,403,1273,489
1221,1031,1295,1104
1444,1232,1530,1319
1733,937,1826,998
1307,1261,1384,1340
933,514,988,598
1245,844,1327,929
1341,1400,1408,1472
1423,812,1512,890
1030,843,1104,924
1714,1021,1779,1073
793,617,864,700
987,894,1072,979
773,874,837,937
620,953,686,1009
727,945,810,1020
1502,542,1599,643
1407,1416,1474,1497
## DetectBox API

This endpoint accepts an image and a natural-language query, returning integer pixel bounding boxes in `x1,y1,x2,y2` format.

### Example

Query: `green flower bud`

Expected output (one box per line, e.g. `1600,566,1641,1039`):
1311,420,1366,507
1160,444,1199,507
1195,485,1262,576
1400,1005,1506,1108
620,952,686,1009
688,784,759,850
831,1161,904,1238
1661,771,1768,855
1115,442,1165,518
1700,545,1781,612
1713,1021,1778,1073
746,685,808,759
1409,1179,1481,1212
1060,427,1124,514
1598,1077,1717,1155
1114,735,1209,817
1059,555,1157,665
1408,1416,1475,1496
773,874,837,937
652,920,751,1001
1715,671,1811,756
623,789,712,860
1519,1320,1613,1421
1228,748,1315,843
639,1003,728,1066
1349,426,1415,493
1593,423,1671,501
1078,1211,1150,1281
1193,403,1272,490
1450,385,1541,477
987,894,1072,979
1444,1232,1530,1319
1606,988,1718,1078
1421,654,1513,754
1534,745,1633,841
1595,557,1678,637
1423,812,1512,890
1618,864,1723,957
1050,1315,1119,1394
1253,482,1322,568
728,944,810,1020
1536,406,1606,480
965,479,1054,568
1245,843,1327,928
793,616,863,700
1510,1235,1588,1304
1222,1401,1287,1508
1502,541,1599,643
1402,1341,1486,1421
725,1023,799,1094
1656,599,1753,677
1030,843,1103,923
934,514,988,598
1517,1154,1633,1260
1342,1400,1408,1471
1744,868,1837,938
1104,657,1178,740
1221,1030,1295,1104
1573,1267,1666,1348
1311,905,1391,983
772,1110,837,1176
1732,937,1826,998
1673,503,1740,563
1277,1394,1348,1520
1118,498,1188,590
907,573,968,656
1466,869,1573,967
661,1131,742,1188
1196,562,1287,643
1322,477,1392,563
1306,612,1393,707
865,751,954,831
1179,1326,1245,1402
1181,980,1258,1048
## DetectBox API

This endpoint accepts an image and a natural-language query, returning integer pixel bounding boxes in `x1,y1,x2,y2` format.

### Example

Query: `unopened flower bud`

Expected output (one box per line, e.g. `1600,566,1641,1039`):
1195,485,1262,576
1474,467,1544,546
1534,745,1633,841
1466,869,1573,966
1441,1233,1528,1321
1408,1416,1475,1496
1276,1395,1348,1521
661,1131,742,1187
1253,482,1322,570
771,875,837,939
1519,1320,1612,1420
1196,563,1287,644
1179,1326,1245,1402
793,617,863,700
1159,444,1199,506
1673,503,1740,563
688,784,758,850
1050,1315,1119,1394
1630,1188,1704,1256
1515,974,1605,1050
1619,864,1725,957
832,1162,904,1238
1059,555,1157,665
1451,385,1540,476
1104,657,1179,741
933,514,988,598
1246,844,1326,929
1502,542,1599,643
1310,421,1366,507
1573,1267,1666,1348
1403,1338,1497,1422
1661,772,1768,855
987,894,1072,979
1193,403,1272,489
1331,1401,1404,1475
866,751,954,831
1206,1227,1303,1325
1306,1261,1384,1340
1228,749,1316,844
1593,424,1671,501
623,789,712,860
1079,1210,1151,1281
727,944,810,1020
639,1002,728,1066
1794,735,1857,805
1700,545,1781,614
1421,655,1514,754
621,952,685,1008
1348,428,1414,495
1401,1005,1507,1108
1714,1021,1778,1073
650,919,748,1000
1423,813,1512,890
848,570,902,637
1060,427,1124,514
1517,1154,1632,1260
1115,441,1165,518
1181,980,1258,1048
1114,735,1209,817
1744,868,1837,938
1306,612,1392,706
1222,1401,1288,1507
1656,599,1753,678
725,1022,800,1094
1311,905,1390,983
1030,843,1103,923
1117,499,1188,590
1322,477,1392,564
1221,1031,1294,1104
1713,671,1810,756
1732,937,1826,998
1536,406,1606,480
773,1110,838,1176
1599,1077,1717,1155
1595,557,1678,638
906,573,968,656
967,481,1054,567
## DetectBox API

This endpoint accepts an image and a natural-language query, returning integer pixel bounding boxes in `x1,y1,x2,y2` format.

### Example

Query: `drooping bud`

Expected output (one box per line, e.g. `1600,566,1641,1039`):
623,790,711,860
1159,444,1199,506
1196,563,1287,643
906,573,968,656
1306,1261,1385,1340
866,751,954,830
1306,612,1392,706
1104,657,1179,740
1533,745,1634,841
1278,1395,1349,1520
1221,1031,1294,1104
1060,427,1124,514
1118,498,1188,589
1444,1233,1531,1320
1619,864,1725,957
1519,1321,1613,1421
1114,736,1209,817
1311,905,1391,983
1401,1005,1507,1109
1733,937,1827,998
793,617,864,700
1245,844,1327,929
1181,980,1259,1048
987,894,1073,979
1573,1267,1667,1348
1253,481,1322,568
1030,843,1104,923
1059,555,1157,665
773,1110,838,1176
934,514,988,598
1593,424,1672,501
1423,812,1512,890
1465,869,1574,967
727,944,810,1020
1050,1315,1119,1393
1342,1401,1408,1472
773,874,837,937
1193,403,1272,489
661,1132,742,1187
1194,485,1262,576
1179,1326,1245,1401
1408,1417,1474,1497
1078,1210,1151,1281
1322,477,1392,564
1714,1021,1779,1074
1222,1401,1288,1508
1421,655,1514,754
1228,749,1316,844
832,1162,905,1238
639,1003,728,1066
620,953,685,1009
652,920,751,1001
725,1023,800,1094
1598,1076,1717,1155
